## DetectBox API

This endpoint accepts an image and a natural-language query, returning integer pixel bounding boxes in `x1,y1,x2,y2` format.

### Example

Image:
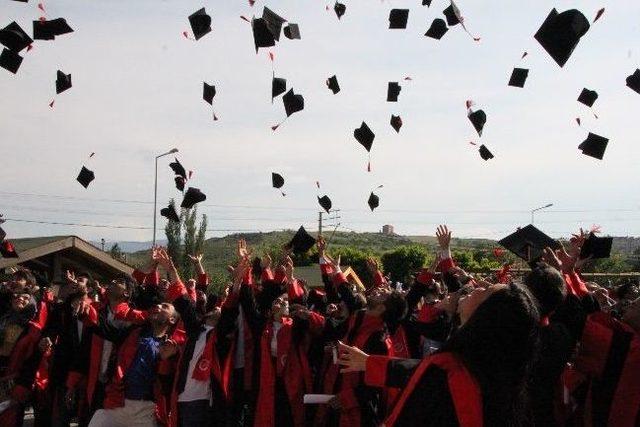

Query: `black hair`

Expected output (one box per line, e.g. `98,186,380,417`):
443,283,540,426
76,271,93,281
442,271,463,293
616,281,637,300
524,262,566,316
13,269,37,287
382,291,408,330
113,274,136,299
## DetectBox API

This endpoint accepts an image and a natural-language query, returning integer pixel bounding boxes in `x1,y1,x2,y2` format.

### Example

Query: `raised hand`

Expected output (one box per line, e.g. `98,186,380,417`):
436,225,452,251
188,254,203,263
338,341,369,373
569,228,589,258
317,236,327,255
159,339,179,360
66,270,78,286
260,254,272,269
366,257,380,274
237,239,251,261
284,255,294,281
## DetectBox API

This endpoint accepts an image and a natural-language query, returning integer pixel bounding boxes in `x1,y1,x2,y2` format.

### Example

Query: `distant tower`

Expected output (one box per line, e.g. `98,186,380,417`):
382,225,395,236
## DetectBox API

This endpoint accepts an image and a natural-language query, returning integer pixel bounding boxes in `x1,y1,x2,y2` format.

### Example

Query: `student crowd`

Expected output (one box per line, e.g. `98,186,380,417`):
0,226,638,427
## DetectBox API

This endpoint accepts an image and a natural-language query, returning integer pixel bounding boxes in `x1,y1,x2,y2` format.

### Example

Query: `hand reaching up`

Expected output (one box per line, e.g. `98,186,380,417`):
436,225,452,251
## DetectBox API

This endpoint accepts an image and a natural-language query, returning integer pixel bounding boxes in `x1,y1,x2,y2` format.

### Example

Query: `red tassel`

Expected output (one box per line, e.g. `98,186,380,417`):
521,51,528,59
465,99,474,109
38,3,45,13
188,170,193,180
268,51,275,62
594,8,605,23
26,44,33,52
325,5,329,11
590,224,602,234
89,152,95,158
575,117,581,126
39,16,46,22
469,141,477,146
213,113,218,121
592,111,598,120
182,31,190,39
240,16,250,23
49,100,55,108
316,181,320,189
281,191,286,197
367,159,371,172
271,124,280,131
472,37,481,42
403,76,412,81
248,0,256,6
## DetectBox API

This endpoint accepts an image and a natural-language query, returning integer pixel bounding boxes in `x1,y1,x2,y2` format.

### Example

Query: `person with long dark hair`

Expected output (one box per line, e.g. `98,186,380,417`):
338,282,541,427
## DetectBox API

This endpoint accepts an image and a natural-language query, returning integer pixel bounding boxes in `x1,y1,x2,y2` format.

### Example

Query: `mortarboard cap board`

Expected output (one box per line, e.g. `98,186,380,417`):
160,204,180,223
272,172,284,189
390,115,402,133
425,18,448,39
56,70,72,94
318,195,332,213
580,233,612,260
578,132,609,160
0,48,23,74
76,166,95,188
0,22,33,53
181,187,206,209
508,68,529,88
389,9,409,29
174,176,186,192
0,241,19,259
423,0,433,6
354,122,375,152
272,74,287,101
283,23,301,40
368,192,380,211
626,69,640,94
498,224,562,263
334,2,346,20
252,17,275,52
443,4,460,26
203,82,216,105
189,8,212,41
287,226,316,254
282,88,304,116
387,82,401,102
478,144,493,160
33,18,74,41
534,8,590,68
262,7,286,41
326,75,340,94
169,158,187,179
468,110,486,136
577,88,598,107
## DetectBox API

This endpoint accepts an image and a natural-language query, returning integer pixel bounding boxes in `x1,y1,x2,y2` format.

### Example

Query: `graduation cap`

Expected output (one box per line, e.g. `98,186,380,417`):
387,82,401,102
169,158,187,179
188,8,212,40
508,68,529,88
160,204,180,223
468,109,487,136
578,132,609,160
389,9,409,29
262,7,286,41
32,18,74,41
174,176,186,192
56,70,72,94
534,9,590,67
354,122,375,152
0,241,19,259
425,18,448,39
368,192,380,211
283,23,301,40
0,226,5,243
580,233,612,259
282,88,304,116
423,0,433,6
390,115,402,133
318,195,332,213
326,75,340,94
203,82,216,105
272,74,287,101
626,69,640,94
478,144,493,161
334,2,346,20
251,18,275,51
76,166,95,189
181,187,206,209
498,224,561,263
287,226,316,254
0,22,32,53
577,88,598,107
271,172,286,196
443,4,460,26
0,48,22,74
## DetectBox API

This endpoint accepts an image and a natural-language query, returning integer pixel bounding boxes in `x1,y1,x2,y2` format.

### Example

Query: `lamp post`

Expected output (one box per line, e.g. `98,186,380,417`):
531,203,553,225
153,148,179,246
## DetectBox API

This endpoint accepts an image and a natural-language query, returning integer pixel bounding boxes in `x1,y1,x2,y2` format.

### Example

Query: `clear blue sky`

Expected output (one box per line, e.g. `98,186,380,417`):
1,0,639,242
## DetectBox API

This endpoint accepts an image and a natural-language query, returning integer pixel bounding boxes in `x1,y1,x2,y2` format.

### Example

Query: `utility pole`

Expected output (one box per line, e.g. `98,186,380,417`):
101,238,105,251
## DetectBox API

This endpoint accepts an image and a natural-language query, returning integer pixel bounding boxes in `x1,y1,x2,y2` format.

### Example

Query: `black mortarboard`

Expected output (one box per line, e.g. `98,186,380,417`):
580,233,612,260
252,18,275,51
577,88,598,107
387,82,401,102
181,187,206,209
282,89,304,117
423,0,433,6
160,204,180,223
189,8,212,40
0,48,22,74
443,4,460,26
578,132,609,160
272,74,287,101
508,68,529,88
76,166,95,188
0,226,6,243
478,144,494,161
174,176,186,192
498,224,561,263
334,2,346,20
354,122,375,152
326,75,340,94
272,172,284,189
56,70,72,94
32,18,73,41
626,69,640,94
425,18,448,39
0,241,19,259
534,9,590,68
0,22,32,53
390,115,402,133
203,82,216,105
368,192,380,211
287,226,316,254
169,158,187,179
318,195,332,213
468,110,486,136
389,9,409,29
262,7,286,42
283,23,301,40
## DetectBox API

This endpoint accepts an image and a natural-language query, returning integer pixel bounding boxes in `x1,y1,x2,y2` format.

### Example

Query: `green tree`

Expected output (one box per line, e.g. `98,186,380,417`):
163,199,208,279
109,243,122,260
331,246,375,284
381,245,428,284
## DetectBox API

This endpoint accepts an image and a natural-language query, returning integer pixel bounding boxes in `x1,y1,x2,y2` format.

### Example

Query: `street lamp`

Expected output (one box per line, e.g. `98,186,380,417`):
531,203,553,225
153,148,179,246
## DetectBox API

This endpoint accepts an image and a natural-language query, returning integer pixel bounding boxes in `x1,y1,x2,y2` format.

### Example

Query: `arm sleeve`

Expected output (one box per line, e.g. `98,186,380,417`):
364,356,422,388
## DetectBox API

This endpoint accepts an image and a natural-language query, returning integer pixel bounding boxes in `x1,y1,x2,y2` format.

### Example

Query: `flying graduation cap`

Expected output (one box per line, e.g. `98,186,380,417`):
272,73,287,102
389,9,409,29
272,88,304,130
578,132,609,160
580,232,612,259
423,0,433,5
443,4,460,26
354,121,375,171
32,18,74,41
425,18,448,40
478,144,494,161
577,88,598,107
203,82,218,120
498,224,561,263
508,68,529,88
318,195,332,213
287,226,316,254
181,187,206,209
0,21,32,52
188,8,212,40
534,9,590,67
272,172,285,196
626,69,640,95
0,48,22,74
160,204,180,223
169,158,187,180
390,115,402,133
334,2,346,20
326,75,340,94
466,103,487,137
368,187,383,211
283,23,301,40
387,82,401,102
56,70,72,94
251,6,286,52
76,166,95,189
